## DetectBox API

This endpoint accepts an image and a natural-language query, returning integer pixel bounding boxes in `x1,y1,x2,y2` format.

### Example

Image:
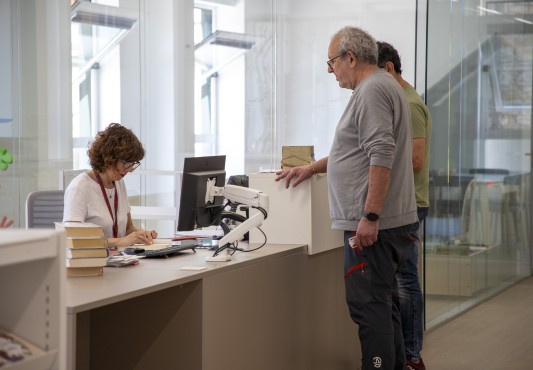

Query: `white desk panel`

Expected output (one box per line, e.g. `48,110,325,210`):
249,172,343,254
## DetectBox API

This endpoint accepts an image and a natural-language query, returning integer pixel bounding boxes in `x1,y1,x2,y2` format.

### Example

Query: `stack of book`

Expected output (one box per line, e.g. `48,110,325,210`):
55,222,108,277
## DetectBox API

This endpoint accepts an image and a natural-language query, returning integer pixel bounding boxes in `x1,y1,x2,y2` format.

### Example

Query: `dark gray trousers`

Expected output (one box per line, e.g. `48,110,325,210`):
344,223,418,370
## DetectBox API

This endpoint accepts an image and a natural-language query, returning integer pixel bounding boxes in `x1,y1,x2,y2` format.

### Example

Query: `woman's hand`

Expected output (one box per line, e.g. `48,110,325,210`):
121,229,158,246
0,216,14,228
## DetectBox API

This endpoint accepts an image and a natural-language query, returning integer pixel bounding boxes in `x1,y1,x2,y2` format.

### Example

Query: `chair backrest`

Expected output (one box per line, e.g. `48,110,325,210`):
25,190,65,228
60,169,86,189
430,175,474,216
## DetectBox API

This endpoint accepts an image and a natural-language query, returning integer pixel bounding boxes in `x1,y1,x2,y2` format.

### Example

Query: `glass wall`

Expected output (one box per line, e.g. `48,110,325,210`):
0,0,71,227
66,0,420,237
1,0,419,229
424,0,532,327
0,0,16,223
246,0,420,173
71,0,140,167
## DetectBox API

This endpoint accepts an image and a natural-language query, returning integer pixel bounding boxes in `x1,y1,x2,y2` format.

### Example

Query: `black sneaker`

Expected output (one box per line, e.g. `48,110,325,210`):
406,357,426,370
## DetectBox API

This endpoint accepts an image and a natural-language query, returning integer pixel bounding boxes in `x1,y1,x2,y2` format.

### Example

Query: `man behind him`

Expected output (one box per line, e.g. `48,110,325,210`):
275,26,418,370
378,41,432,370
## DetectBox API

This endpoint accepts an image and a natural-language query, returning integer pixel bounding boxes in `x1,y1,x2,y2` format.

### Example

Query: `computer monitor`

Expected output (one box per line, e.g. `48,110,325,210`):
177,155,226,232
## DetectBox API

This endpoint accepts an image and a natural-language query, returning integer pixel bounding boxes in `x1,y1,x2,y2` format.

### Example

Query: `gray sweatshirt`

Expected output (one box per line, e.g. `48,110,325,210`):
328,69,418,231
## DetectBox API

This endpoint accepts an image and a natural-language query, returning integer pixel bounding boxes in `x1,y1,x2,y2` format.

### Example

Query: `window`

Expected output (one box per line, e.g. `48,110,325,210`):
71,0,138,169
194,1,254,176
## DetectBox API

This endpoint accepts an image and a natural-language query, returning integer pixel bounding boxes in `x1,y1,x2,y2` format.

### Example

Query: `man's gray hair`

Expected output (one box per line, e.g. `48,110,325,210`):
333,26,378,65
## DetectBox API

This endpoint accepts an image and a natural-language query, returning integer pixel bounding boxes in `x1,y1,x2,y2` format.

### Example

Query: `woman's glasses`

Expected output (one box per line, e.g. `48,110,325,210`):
121,160,141,171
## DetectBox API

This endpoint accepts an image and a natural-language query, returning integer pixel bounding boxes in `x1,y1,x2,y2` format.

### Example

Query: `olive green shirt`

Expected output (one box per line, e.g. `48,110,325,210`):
404,86,432,208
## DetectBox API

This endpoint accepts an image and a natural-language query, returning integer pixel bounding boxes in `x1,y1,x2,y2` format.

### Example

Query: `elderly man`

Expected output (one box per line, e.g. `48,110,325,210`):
276,26,418,370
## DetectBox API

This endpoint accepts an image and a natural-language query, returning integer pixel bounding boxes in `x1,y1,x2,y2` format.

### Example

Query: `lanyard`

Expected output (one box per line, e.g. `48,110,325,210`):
96,173,118,238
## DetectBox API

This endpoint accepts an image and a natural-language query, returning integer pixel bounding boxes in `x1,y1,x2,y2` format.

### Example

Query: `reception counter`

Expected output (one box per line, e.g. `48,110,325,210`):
66,244,360,370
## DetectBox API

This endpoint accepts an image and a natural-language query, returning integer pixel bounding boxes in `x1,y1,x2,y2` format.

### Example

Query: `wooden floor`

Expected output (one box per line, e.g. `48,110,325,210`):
422,276,533,369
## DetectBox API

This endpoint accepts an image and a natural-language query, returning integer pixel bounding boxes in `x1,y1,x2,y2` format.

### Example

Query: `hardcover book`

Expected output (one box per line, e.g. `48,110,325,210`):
66,248,109,259
66,266,104,277
66,237,108,248
54,222,104,238
65,257,107,268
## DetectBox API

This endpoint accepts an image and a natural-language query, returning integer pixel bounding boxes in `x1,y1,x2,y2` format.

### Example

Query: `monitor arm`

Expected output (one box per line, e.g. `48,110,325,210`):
205,181,269,262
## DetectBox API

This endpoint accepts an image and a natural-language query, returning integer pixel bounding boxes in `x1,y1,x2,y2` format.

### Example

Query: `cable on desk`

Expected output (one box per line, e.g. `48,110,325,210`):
213,226,267,256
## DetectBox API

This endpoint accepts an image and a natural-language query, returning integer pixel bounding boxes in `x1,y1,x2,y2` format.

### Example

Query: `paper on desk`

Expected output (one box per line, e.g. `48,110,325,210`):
175,228,224,238
107,254,140,267
180,266,207,271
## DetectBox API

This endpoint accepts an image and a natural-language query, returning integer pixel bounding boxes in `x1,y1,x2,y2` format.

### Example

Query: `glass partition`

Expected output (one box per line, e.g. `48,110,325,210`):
71,0,139,167
0,0,16,223
1,0,71,227
424,0,532,327
66,0,420,237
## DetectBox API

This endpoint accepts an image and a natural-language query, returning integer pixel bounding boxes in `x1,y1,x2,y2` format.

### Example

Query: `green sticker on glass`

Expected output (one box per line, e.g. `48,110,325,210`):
0,147,13,171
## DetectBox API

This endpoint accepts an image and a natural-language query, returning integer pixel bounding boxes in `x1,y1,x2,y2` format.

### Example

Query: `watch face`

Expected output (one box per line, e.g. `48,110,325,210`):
364,212,379,221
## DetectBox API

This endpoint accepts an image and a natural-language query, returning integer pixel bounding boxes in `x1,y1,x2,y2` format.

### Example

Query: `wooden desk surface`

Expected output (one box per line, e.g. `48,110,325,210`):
65,243,307,314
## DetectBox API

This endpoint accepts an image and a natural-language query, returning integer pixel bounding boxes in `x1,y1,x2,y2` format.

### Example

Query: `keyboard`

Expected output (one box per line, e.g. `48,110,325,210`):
141,243,197,258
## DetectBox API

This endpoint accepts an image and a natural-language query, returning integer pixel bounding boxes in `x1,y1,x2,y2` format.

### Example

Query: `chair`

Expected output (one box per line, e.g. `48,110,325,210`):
430,174,474,217
427,174,474,240
502,174,529,249
25,190,65,228
59,169,86,189
461,177,505,246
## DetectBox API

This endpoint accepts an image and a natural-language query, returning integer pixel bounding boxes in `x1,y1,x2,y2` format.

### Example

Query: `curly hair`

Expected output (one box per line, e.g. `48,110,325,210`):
333,26,378,65
88,123,145,173
377,41,403,74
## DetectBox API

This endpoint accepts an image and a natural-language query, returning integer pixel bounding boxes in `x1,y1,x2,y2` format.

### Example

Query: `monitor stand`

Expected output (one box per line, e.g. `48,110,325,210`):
205,252,232,262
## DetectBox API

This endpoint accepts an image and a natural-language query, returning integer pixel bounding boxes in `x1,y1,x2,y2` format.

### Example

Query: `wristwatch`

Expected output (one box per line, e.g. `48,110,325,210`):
363,211,380,221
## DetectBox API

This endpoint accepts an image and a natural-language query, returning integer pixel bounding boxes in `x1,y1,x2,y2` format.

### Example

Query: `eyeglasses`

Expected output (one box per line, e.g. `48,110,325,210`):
121,160,141,171
327,52,347,69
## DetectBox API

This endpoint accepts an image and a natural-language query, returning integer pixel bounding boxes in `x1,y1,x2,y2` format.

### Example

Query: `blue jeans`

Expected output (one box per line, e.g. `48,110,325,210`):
344,223,418,370
396,208,427,361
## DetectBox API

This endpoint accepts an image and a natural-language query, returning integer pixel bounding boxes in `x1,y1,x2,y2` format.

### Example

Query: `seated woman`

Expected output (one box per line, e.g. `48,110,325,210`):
63,123,157,248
